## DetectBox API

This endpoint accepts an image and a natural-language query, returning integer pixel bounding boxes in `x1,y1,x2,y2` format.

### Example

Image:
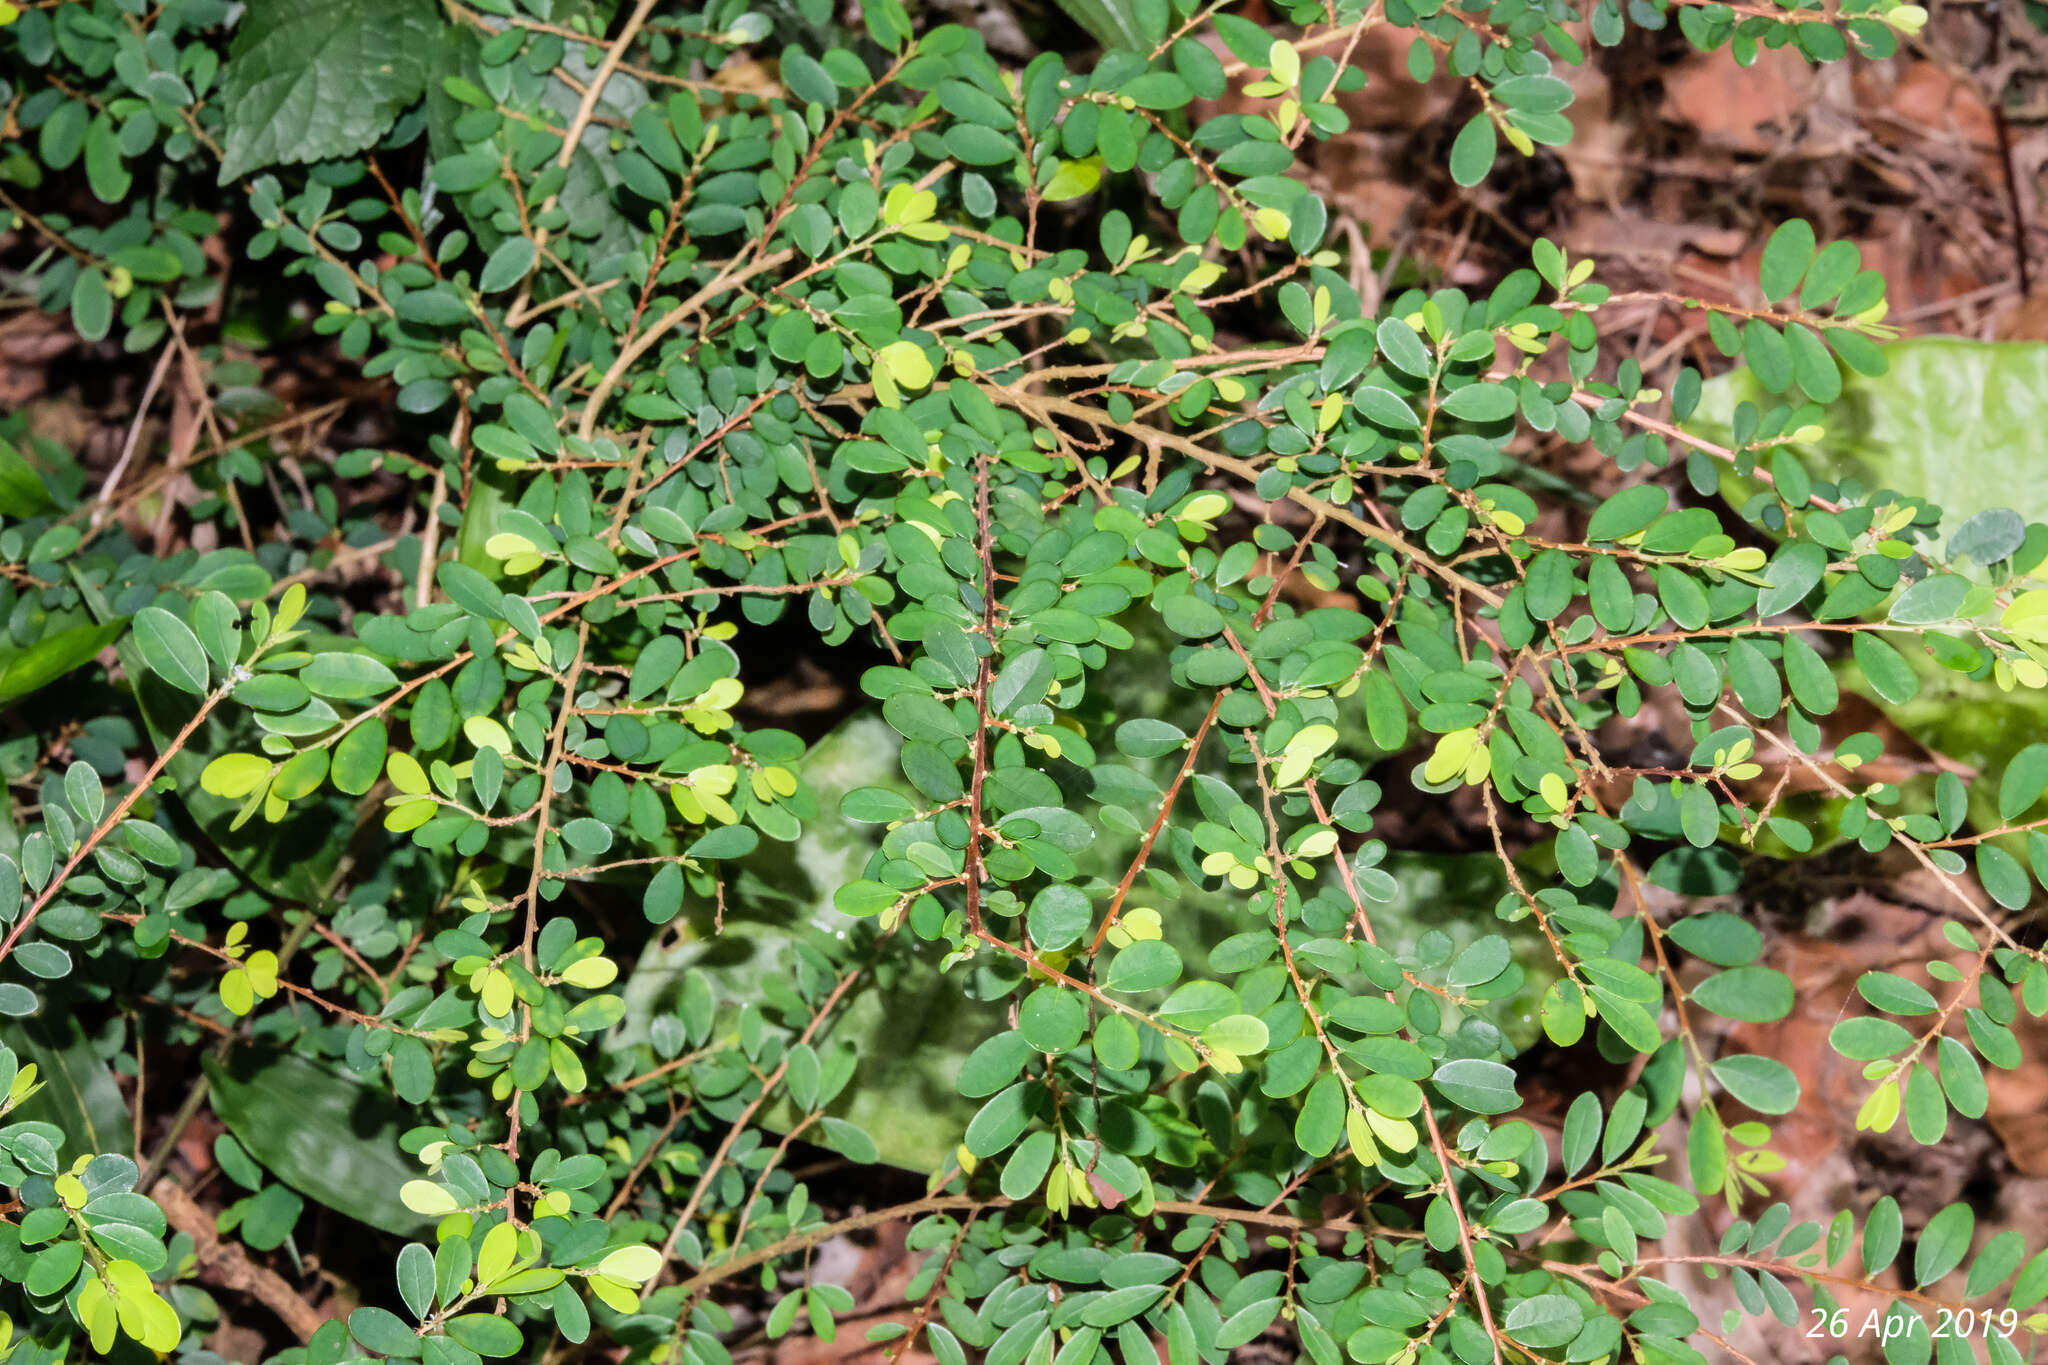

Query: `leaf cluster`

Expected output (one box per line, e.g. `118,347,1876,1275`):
0,0,2039,1363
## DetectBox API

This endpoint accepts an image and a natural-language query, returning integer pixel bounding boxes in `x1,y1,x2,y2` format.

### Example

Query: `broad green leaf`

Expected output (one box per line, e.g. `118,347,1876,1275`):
0,441,58,518
1855,971,1938,1016
5,1016,135,1159
131,607,209,696
1862,1194,1903,1275
218,0,442,181
1586,485,1667,542
1448,114,1496,187
1054,0,1150,50
1502,1294,1583,1350
1697,341,2048,533
607,713,1005,1172
203,1049,429,1236
1709,1055,1800,1115
0,619,127,707
1689,966,1794,1023
1758,219,1815,301
1913,1202,1972,1286
1431,1058,1520,1114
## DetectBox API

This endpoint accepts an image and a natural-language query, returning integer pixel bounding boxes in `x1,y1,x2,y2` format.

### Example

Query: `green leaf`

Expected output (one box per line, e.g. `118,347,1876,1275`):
0,619,127,706
1696,340,2048,535
1042,157,1103,203
445,1315,522,1357
1902,1062,1947,1145
397,1243,435,1320
1081,1285,1165,1328
1105,940,1183,993
1561,1090,1601,1176
5,1016,136,1159
1799,239,1861,308
1027,886,1092,952
1709,1055,1799,1114
1000,1129,1056,1199
332,720,389,796
1018,986,1087,1055
1998,742,2048,820
71,269,112,342
642,860,685,925
1755,542,1826,617
1657,565,1708,632
1786,322,1841,402
1502,1295,1583,1350
203,1048,431,1236
1116,718,1187,758
1936,1035,1987,1120
1431,1058,1520,1114
239,1181,306,1251
351,1307,423,1358
964,1082,1037,1158
1965,1228,2025,1299
1448,115,1496,188
1851,633,1918,705
1855,971,1938,1016
478,237,537,293
437,562,507,621
1439,383,1517,423
1665,912,1762,967
1889,574,1968,625
1830,1016,1914,1061
1120,74,1191,111
1977,842,2030,910
1490,74,1574,116
1913,1202,1972,1286
2013,1249,2048,1310
1295,1072,1345,1156
1445,936,1512,988
1758,219,1815,301
1742,320,1793,392
1160,595,1223,639
217,0,442,182
1949,508,2026,566
1201,1013,1268,1055
1862,1195,1902,1275
0,441,58,518
301,652,399,700
958,1031,1033,1097
1213,1298,1283,1350
686,824,757,860
990,648,1056,714
1586,485,1668,542
779,50,839,109
1375,318,1432,379
132,607,209,696
1054,0,1150,50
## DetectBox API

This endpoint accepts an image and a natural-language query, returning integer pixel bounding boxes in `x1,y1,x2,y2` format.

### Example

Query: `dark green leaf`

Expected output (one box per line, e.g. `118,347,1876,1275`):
132,607,209,696
218,0,441,181
204,1049,430,1236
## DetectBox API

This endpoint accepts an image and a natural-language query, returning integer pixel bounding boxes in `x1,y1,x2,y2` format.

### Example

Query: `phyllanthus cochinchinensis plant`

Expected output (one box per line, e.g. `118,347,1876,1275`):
5,0,2047,1361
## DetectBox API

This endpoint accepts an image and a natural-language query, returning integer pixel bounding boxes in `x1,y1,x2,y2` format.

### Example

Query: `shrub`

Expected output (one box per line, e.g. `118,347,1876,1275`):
2,0,2044,1363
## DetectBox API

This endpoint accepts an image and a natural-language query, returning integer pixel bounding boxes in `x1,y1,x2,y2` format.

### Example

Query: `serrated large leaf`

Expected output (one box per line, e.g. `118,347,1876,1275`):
218,0,442,182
